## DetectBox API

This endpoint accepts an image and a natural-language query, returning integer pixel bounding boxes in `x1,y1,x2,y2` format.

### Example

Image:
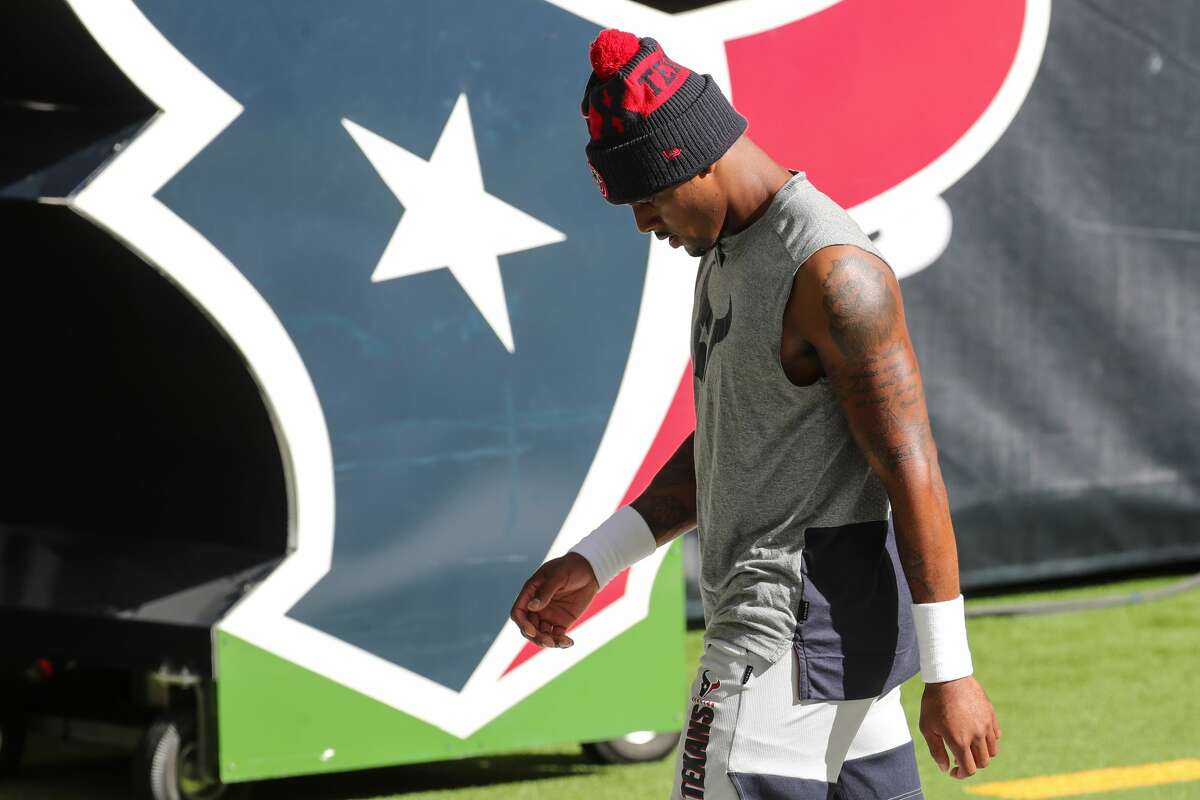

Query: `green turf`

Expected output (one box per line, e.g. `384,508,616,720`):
909,576,1200,799
380,576,1200,800
3,575,1197,799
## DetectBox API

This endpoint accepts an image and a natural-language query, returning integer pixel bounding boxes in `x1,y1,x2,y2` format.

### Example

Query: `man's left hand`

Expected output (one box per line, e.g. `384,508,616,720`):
919,676,1000,779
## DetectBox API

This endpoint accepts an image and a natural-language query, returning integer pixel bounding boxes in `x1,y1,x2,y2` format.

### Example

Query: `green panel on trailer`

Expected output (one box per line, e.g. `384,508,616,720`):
216,539,687,782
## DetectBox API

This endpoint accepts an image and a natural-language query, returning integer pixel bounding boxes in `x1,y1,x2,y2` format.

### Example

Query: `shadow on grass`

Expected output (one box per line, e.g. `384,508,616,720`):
0,744,131,800
0,735,608,800
258,749,604,798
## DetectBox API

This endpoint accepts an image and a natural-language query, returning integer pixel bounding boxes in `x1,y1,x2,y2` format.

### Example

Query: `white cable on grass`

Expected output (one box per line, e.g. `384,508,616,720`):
967,572,1200,617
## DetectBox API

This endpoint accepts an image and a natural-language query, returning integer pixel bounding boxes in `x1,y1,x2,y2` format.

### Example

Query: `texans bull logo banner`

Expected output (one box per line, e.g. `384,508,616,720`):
62,0,1055,754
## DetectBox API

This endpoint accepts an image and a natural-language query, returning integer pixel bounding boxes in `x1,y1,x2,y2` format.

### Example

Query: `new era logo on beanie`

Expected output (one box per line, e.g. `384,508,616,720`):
580,29,747,205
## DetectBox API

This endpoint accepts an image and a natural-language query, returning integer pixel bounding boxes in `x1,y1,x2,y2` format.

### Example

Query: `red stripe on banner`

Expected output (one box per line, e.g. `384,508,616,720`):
616,364,697,508
501,364,696,677
724,0,1025,208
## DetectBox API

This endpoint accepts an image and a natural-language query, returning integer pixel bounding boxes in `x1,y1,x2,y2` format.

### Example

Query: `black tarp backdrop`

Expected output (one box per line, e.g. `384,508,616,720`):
686,0,1200,618
904,0,1200,589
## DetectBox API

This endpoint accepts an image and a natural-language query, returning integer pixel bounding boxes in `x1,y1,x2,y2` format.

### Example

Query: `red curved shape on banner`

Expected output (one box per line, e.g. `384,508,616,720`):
726,0,1025,208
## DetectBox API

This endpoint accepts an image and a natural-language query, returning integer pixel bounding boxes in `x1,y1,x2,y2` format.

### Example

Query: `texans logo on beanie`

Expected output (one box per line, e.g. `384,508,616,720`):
580,29,747,205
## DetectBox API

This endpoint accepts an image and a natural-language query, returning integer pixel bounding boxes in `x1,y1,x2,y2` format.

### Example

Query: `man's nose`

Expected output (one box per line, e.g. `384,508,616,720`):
631,203,659,234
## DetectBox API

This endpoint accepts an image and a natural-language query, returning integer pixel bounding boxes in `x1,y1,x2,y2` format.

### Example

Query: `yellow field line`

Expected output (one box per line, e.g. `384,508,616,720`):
965,758,1200,799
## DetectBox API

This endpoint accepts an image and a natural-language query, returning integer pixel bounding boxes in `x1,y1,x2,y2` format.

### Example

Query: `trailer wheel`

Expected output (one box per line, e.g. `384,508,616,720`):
0,713,27,777
134,713,251,800
581,729,680,764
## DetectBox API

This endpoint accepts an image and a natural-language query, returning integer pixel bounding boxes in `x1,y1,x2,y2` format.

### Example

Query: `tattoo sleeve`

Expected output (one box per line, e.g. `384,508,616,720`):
631,432,698,546
803,249,961,602
818,253,935,475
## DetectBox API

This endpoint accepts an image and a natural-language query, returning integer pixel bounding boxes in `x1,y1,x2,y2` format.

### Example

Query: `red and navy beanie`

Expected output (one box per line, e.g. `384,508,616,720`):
581,29,747,205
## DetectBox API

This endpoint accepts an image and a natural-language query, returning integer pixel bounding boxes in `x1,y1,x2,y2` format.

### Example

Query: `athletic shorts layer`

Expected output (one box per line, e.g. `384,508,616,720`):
690,169,919,695
670,638,923,800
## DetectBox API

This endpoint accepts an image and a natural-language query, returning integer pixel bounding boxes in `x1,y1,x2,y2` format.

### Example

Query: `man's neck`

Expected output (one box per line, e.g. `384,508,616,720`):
720,159,794,238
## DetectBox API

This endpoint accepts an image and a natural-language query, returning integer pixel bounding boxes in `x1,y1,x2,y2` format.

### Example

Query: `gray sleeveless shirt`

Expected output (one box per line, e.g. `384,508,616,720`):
690,170,919,701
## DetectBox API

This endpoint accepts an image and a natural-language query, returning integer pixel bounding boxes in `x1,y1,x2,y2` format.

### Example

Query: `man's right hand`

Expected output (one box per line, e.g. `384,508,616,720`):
919,676,1000,779
509,552,600,649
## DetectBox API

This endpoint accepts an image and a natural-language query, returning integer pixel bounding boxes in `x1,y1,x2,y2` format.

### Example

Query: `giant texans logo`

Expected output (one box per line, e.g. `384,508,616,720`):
66,0,1048,738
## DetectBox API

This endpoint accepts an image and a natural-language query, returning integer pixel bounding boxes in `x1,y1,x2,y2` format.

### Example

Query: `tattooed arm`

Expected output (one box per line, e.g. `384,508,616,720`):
781,243,956,602
632,431,698,546
784,244,1000,781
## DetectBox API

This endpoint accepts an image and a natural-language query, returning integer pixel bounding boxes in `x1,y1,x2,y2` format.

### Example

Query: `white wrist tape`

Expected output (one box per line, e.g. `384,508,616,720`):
568,506,657,589
912,594,974,683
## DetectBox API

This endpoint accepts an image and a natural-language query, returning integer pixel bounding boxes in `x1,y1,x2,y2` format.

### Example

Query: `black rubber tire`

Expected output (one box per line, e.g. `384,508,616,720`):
581,730,680,764
0,713,27,778
133,713,252,800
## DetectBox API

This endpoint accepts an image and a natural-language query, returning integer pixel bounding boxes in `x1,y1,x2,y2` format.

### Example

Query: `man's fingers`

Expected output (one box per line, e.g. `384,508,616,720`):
538,618,574,648
509,577,542,637
971,737,990,769
510,561,579,649
949,739,977,779
513,594,554,647
510,605,538,640
514,613,546,646
528,567,567,611
549,624,574,648
922,731,950,773
987,729,999,758
527,611,555,647
515,620,550,647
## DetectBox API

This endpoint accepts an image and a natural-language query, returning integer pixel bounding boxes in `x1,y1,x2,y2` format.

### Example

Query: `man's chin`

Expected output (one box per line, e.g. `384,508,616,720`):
684,241,713,258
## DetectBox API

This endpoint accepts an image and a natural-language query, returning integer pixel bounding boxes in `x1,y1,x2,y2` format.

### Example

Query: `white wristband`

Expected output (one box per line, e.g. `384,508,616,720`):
568,506,657,589
912,594,973,683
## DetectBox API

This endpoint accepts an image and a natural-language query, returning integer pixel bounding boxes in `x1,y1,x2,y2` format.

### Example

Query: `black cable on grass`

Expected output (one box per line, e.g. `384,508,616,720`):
966,571,1200,618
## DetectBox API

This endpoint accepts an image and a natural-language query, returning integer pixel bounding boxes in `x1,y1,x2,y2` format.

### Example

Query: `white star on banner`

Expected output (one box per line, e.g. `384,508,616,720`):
342,93,565,352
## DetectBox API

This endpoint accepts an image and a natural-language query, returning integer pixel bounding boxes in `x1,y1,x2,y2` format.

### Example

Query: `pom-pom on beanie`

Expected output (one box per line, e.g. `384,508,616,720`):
580,29,747,205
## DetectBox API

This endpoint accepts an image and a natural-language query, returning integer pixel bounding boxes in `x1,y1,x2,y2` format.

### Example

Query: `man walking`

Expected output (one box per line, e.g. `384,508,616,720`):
510,29,999,799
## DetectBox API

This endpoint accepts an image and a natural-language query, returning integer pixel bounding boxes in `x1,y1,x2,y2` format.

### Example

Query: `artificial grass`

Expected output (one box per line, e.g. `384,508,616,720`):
911,575,1199,799
385,574,1200,800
